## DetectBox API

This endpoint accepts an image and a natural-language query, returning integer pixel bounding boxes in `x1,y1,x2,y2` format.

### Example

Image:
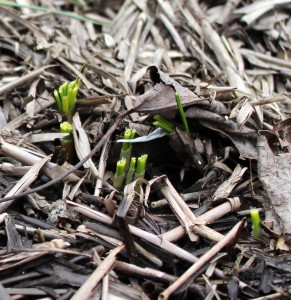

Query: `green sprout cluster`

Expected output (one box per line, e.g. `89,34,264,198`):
54,79,80,162
113,129,148,191
54,79,80,119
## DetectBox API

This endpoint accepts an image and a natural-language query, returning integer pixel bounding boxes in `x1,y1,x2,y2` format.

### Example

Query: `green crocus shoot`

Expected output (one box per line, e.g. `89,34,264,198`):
60,121,74,162
121,128,136,152
113,158,126,190
153,115,174,133
175,92,190,136
125,157,137,185
60,121,73,140
120,129,136,171
134,154,148,180
54,79,81,120
250,208,261,238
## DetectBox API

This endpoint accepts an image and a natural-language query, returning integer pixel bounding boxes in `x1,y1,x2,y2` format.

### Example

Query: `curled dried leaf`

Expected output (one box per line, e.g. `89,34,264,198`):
133,66,208,116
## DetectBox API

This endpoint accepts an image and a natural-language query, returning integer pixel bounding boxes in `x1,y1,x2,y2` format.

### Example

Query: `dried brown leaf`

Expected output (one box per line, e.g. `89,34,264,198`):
212,165,247,201
185,107,258,159
257,134,291,244
236,100,255,131
133,66,207,115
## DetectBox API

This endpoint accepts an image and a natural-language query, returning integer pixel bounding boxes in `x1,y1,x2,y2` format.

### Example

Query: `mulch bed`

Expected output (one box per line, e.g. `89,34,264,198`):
0,0,290,299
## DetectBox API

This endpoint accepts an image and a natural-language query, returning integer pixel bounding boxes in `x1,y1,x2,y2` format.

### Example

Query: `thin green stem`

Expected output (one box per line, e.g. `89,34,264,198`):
153,120,174,133
0,1,110,25
175,92,190,136
54,90,62,111
154,115,174,131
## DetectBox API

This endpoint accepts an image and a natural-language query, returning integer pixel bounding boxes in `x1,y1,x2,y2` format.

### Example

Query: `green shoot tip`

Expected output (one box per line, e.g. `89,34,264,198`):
122,128,136,151
136,154,148,175
250,208,261,238
175,92,190,136
115,158,126,177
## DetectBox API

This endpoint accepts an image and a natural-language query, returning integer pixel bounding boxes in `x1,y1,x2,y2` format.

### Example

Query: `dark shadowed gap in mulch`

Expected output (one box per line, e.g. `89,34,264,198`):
0,0,290,299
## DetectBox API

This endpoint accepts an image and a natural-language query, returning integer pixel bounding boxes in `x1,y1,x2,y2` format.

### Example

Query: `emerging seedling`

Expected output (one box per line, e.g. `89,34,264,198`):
54,79,80,161
133,154,148,193
175,92,190,136
120,129,136,171
134,154,148,181
250,208,261,238
114,154,148,190
114,129,148,191
54,79,81,120
125,157,136,185
60,121,73,140
113,158,126,190
60,121,74,162
153,115,174,133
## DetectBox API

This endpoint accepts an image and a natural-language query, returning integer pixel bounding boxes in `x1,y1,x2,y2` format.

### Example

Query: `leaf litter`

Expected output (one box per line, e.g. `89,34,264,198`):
0,0,290,299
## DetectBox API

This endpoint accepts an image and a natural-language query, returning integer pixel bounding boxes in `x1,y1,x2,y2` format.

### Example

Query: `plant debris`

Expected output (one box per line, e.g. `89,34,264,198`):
0,0,290,299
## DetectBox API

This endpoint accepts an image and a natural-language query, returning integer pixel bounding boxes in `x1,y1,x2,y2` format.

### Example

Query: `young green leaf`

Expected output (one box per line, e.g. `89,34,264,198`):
175,92,190,136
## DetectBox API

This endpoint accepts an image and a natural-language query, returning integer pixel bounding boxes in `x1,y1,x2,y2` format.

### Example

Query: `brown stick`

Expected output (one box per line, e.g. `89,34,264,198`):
161,178,237,243
114,260,205,296
0,66,53,95
0,139,79,182
158,219,245,300
161,179,199,241
160,197,241,242
0,282,13,300
0,157,50,214
66,200,248,291
124,13,147,81
71,245,124,300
